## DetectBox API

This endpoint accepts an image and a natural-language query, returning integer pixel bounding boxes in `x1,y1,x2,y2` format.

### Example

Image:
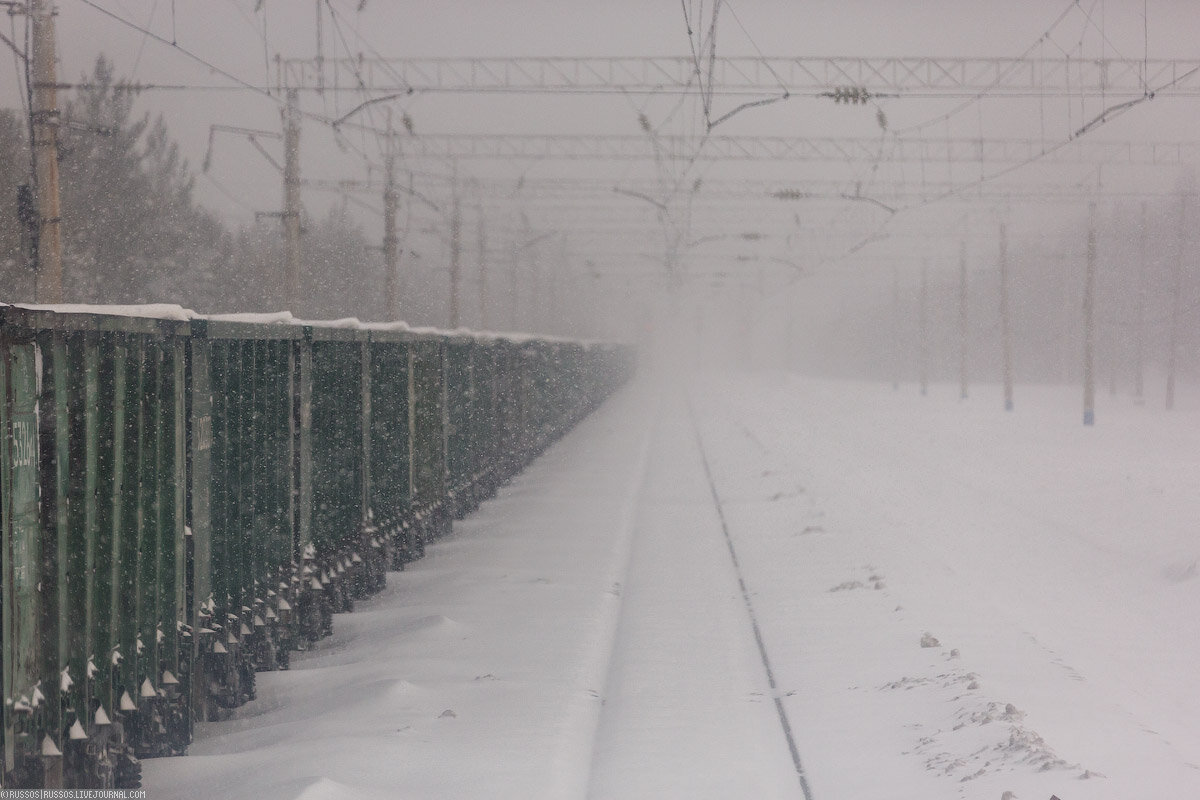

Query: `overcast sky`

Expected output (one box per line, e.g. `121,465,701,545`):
3,1,1198,323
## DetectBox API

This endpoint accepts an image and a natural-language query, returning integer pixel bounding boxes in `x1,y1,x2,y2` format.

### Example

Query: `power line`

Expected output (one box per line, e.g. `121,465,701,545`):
75,0,282,102
273,55,1200,96
129,0,160,77
893,0,1080,136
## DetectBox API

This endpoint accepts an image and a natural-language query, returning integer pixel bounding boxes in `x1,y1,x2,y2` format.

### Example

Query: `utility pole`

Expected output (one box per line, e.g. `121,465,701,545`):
509,232,519,331
891,264,900,390
1083,203,1096,426
447,162,462,328
31,0,63,303
999,222,1014,412
1165,192,1188,411
958,240,969,400
918,259,928,396
785,285,797,371
1105,208,1118,398
552,233,567,336
281,88,302,312
383,115,400,320
1133,201,1148,404
476,202,487,329
314,0,325,96
530,233,542,333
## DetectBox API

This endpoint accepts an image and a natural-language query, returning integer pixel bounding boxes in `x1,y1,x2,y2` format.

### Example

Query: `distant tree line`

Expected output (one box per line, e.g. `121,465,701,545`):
0,57,387,320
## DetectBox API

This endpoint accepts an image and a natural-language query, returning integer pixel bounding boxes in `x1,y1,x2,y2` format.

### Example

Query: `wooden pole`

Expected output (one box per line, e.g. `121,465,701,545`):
31,0,63,303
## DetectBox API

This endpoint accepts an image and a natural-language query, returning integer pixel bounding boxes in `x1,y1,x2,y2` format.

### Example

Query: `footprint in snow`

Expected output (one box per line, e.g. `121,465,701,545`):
1163,558,1198,582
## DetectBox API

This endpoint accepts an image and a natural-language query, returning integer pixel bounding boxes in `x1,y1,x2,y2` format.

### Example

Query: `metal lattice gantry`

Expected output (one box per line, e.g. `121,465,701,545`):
382,132,1200,165
281,56,1200,97
309,175,1172,203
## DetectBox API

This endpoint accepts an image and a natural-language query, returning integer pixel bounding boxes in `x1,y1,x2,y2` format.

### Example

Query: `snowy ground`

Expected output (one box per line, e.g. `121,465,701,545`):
144,373,1200,800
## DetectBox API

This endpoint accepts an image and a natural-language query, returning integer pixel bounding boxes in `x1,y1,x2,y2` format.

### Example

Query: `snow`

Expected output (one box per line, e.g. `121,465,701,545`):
207,312,298,325
143,373,1200,799
1,304,614,347
5,302,198,320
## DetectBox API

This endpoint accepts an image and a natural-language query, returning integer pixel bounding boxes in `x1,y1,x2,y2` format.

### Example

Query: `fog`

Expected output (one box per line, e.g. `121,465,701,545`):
2,0,1199,387
6,5,1200,798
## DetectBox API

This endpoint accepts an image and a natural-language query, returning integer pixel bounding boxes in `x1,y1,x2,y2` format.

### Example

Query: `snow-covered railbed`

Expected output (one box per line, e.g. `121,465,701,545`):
143,384,657,800
144,373,1200,799
586,398,804,799
693,373,1200,799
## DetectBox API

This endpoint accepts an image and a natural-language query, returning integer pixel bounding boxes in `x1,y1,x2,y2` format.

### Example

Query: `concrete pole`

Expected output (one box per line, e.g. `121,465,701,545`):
919,259,928,396
476,203,487,329
1105,208,1118,398
528,238,543,333
383,120,399,320
509,238,519,331
551,233,566,336
31,0,63,303
958,240,969,399
448,163,462,328
282,89,302,312
1165,192,1188,411
785,285,797,371
1133,201,1148,404
314,0,325,95
1083,203,1097,426
891,264,900,390
999,222,1014,411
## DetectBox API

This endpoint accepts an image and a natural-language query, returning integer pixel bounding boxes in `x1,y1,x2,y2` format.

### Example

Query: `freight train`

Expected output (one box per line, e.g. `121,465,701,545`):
0,304,633,790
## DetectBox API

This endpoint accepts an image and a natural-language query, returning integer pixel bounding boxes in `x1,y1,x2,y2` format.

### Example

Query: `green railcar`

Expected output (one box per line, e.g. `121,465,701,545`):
190,319,304,718
365,328,415,569
445,337,475,520
1,309,47,787
409,337,450,544
0,306,190,790
1,304,633,792
468,341,500,504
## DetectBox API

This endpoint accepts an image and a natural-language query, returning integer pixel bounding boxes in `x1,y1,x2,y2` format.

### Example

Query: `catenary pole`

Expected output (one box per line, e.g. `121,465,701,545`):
1083,203,1097,426
282,88,302,311
448,161,462,328
1165,192,1188,410
919,259,929,396
958,240,969,399
383,116,400,320
1133,201,1148,403
477,202,487,329
999,222,1014,411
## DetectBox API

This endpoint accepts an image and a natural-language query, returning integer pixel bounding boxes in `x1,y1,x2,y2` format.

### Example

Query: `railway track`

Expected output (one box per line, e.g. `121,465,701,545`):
584,393,813,800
